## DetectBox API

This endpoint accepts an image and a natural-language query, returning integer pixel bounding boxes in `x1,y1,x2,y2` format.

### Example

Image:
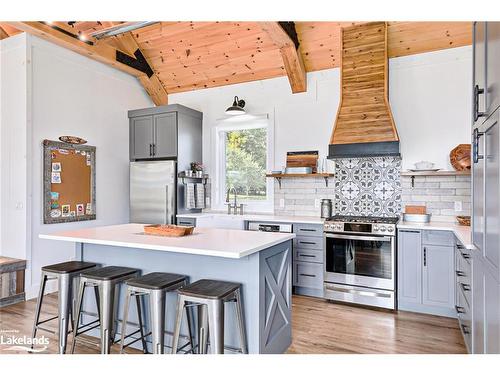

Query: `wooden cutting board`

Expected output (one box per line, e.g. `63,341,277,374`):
286,151,319,173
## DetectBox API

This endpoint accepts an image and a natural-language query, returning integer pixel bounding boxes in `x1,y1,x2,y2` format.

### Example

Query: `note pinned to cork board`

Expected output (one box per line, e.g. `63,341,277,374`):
43,139,96,224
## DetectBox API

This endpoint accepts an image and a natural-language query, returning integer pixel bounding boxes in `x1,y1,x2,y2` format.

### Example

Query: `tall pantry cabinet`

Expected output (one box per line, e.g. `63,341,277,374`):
471,21,500,354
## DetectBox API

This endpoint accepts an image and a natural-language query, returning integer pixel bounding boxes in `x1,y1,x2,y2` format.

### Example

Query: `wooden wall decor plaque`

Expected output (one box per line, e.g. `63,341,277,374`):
43,139,96,224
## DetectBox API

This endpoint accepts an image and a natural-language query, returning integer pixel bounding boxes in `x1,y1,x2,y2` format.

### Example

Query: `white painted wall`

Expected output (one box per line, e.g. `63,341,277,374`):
389,46,472,170
0,34,153,298
169,45,472,177
0,33,30,260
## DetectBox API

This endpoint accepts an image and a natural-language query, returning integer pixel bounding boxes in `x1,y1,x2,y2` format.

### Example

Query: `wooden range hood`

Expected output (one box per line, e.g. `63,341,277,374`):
328,22,400,159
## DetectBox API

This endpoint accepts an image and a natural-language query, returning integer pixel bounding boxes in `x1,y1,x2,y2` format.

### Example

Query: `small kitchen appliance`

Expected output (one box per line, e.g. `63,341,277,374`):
320,199,333,218
323,215,399,309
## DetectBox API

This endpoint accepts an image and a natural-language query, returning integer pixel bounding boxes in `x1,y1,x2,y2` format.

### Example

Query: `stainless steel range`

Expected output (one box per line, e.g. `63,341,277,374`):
323,215,398,310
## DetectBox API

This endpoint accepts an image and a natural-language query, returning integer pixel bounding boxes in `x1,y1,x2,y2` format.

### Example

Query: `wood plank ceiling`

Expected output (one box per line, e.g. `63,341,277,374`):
1,21,472,102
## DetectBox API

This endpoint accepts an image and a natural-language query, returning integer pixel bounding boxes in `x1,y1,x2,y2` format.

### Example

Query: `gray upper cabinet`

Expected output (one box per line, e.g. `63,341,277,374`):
128,104,202,163
131,115,154,159
487,23,500,116
473,22,487,127
484,111,500,276
474,22,500,126
153,113,177,158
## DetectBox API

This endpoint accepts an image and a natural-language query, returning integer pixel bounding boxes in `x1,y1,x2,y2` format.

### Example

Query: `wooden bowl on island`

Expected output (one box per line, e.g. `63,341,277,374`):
144,224,194,237
456,216,471,226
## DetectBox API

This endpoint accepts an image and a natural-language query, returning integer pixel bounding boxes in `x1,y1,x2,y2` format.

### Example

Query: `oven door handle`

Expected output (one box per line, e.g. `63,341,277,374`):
325,233,392,242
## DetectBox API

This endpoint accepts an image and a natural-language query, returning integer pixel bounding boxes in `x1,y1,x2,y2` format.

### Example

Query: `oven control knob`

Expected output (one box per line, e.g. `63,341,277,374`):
380,226,387,232
373,225,379,231
388,227,394,232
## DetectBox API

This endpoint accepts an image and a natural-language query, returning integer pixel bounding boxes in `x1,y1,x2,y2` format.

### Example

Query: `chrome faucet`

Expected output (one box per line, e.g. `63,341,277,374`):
226,187,243,215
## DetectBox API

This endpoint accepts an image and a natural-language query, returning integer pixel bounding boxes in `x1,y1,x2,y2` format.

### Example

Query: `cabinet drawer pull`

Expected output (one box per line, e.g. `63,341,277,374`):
298,254,316,258
461,323,470,335
455,270,466,277
460,251,471,260
299,228,317,232
460,283,471,292
423,247,427,266
152,143,156,156
298,241,316,245
455,305,465,314
299,273,316,278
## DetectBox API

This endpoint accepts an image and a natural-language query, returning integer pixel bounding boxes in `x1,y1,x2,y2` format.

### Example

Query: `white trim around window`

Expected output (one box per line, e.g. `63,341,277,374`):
212,113,275,213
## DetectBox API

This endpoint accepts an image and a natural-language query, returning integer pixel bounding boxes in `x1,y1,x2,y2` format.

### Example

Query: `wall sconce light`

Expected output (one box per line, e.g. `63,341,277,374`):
225,96,246,115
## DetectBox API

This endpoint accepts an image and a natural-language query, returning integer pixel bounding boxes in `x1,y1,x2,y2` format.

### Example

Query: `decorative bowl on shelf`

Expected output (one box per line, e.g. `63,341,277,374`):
450,144,471,171
414,161,435,170
456,215,471,226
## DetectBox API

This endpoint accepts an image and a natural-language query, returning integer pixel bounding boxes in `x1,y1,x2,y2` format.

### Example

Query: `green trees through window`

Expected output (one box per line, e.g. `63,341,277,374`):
225,127,267,200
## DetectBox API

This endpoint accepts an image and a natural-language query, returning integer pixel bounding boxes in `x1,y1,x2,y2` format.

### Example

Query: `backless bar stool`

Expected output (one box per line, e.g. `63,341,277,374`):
171,279,248,354
119,272,194,354
72,266,139,354
32,261,97,354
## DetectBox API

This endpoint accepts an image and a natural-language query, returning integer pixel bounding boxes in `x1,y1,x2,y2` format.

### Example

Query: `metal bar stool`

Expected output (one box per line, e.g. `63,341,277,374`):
119,272,195,354
32,261,98,354
171,279,248,354
71,266,139,354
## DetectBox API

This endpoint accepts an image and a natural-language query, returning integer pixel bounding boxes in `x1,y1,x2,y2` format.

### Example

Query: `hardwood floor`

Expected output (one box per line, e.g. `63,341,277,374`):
0,293,466,354
288,296,466,354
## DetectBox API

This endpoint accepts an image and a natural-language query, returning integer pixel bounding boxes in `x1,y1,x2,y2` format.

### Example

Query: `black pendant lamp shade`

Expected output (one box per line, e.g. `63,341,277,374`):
225,96,246,115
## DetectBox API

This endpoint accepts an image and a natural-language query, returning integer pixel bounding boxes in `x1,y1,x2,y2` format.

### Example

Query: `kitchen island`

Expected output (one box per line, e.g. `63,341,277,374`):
39,224,295,354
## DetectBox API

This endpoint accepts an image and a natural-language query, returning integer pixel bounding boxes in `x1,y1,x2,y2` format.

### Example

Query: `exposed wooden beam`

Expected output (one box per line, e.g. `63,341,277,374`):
100,22,168,105
0,25,9,40
7,22,167,106
260,22,307,93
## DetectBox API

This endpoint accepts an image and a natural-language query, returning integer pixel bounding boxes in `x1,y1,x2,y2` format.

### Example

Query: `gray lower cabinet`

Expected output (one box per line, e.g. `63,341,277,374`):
398,229,455,317
398,229,422,305
292,223,324,298
422,244,455,309
472,249,500,354
177,217,196,226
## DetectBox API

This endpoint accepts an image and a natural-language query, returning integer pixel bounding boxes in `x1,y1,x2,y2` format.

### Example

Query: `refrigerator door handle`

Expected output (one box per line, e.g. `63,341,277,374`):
166,185,170,224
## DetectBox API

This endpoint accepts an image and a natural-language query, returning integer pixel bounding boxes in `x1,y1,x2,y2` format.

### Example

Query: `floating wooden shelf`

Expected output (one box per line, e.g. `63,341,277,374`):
266,173,334,188
400,170,471,176
401,170,471,188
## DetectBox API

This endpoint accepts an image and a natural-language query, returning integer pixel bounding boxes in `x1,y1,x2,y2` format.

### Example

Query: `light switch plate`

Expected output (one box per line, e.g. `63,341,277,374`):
454,201,462,212
315,199,320,208
280,198,285,208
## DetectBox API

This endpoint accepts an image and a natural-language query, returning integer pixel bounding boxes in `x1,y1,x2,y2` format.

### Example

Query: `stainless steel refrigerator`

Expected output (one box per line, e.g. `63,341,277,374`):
130,161,177,224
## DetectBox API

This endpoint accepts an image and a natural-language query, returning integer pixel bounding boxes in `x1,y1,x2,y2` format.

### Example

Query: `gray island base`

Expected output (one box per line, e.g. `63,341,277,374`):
40,224,294,354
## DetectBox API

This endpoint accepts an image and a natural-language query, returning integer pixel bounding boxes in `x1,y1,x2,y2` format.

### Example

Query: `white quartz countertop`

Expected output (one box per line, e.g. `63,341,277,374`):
39,224,295,259
397,221,474,250
177,212,324,225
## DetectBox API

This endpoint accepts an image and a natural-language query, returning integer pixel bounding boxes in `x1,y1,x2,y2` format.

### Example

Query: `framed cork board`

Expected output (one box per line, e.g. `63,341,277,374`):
43,139,96,224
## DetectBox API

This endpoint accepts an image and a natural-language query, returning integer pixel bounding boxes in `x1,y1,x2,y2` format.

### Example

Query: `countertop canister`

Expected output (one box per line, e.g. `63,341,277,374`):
321,199,332,218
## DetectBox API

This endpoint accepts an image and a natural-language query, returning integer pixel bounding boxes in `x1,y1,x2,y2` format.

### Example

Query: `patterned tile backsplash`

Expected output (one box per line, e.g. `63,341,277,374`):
274,156,402,217
334,157,402,217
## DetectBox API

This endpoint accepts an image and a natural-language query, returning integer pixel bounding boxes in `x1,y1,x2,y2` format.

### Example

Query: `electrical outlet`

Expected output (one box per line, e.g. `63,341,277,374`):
315,199,320,208
454,201,463,212
280,198,285,208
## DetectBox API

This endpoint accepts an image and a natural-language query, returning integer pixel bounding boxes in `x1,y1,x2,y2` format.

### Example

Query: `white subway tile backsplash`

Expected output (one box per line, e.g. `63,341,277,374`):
401,174,471,222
